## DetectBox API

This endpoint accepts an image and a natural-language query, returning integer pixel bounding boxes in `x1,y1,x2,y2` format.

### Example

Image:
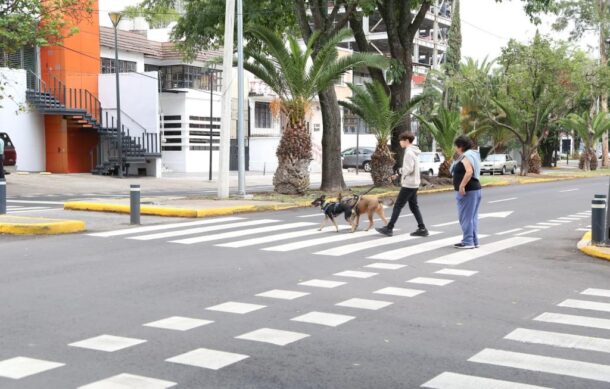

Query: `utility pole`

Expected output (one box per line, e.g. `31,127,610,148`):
430,0,441,153
218,0,235,199
599,0,609,168
209,70,214,181
109,12,124,178
237,0,246,196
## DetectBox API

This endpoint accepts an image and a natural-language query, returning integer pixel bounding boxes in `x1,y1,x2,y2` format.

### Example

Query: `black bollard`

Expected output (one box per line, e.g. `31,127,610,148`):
591,198,606,246
130,184,141,225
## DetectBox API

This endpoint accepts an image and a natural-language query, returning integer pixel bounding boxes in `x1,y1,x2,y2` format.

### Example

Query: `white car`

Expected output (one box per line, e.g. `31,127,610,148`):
481,154,518,175
419,152,444,176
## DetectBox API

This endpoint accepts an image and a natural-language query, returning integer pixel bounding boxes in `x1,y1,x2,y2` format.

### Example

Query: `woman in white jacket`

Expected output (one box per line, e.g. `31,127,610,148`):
376,132,429,237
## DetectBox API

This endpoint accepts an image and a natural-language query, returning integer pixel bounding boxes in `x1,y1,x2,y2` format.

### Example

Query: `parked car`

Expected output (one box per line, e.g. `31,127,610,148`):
0,132,16,172
481,153,517,175
419,152,444,176
341,147,374,172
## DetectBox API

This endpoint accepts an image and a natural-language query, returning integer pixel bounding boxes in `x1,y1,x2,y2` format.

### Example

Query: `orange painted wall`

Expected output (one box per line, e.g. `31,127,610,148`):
40,1,101,173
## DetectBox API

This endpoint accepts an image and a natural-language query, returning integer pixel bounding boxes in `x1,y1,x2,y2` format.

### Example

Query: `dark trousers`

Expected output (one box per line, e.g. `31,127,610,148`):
0,155,4,180
387,187,425,230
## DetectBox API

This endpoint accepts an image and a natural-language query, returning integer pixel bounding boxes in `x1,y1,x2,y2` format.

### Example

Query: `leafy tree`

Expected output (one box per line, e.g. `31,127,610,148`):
550,0,610,167
243,27,386,194
560,112,610,171
0,0,92,53
339,81,421,186
415,107,461,178
123,3,180,29
443,0,461,111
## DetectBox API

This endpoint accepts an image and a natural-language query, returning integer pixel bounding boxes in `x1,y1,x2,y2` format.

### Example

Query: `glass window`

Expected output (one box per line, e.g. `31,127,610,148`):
101,58,136,74
255,102,272,129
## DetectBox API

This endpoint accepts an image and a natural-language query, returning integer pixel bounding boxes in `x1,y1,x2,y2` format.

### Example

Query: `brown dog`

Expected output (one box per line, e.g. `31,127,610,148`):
342,194,388,232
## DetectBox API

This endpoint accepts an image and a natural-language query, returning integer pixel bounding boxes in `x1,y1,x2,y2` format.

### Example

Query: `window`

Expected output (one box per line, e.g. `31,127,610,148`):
163,115,181,121
159,65,222,91
255,102,272,129
101,58,136,74
162,123,181,129
342,107,371,134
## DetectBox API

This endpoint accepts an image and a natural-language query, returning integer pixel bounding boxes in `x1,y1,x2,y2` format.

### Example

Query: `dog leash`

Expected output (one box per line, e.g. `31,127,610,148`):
351,185,378,216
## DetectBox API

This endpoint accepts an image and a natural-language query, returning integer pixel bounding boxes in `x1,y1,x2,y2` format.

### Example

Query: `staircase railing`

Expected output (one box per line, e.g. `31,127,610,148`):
27,70,102,124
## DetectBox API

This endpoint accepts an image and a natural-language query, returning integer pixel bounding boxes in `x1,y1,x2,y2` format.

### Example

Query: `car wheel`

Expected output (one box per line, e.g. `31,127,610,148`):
501,166,506,175
363,161,372,172
511,166,516,174
428,169,434,176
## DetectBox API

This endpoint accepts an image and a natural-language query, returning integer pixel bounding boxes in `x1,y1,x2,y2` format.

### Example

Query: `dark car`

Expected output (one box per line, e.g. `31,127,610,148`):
341,147,374,172
0,132,17,169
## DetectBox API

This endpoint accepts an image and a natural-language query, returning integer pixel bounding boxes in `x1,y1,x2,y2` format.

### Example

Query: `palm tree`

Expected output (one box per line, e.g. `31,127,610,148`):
243,27,387,194
339,81,421,186
560,111,610,171
415,107,462,178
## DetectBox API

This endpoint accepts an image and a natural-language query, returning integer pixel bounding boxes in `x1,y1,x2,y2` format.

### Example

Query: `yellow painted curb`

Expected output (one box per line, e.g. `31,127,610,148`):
577,231,610,261
0,217,85,235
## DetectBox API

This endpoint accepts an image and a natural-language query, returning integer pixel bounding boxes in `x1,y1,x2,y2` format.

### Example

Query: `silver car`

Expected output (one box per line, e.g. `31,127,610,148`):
481,154,517,175
341,147,374,172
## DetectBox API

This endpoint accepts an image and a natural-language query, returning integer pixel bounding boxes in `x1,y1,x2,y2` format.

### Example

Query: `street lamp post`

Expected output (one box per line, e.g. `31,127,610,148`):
109,12,124,178
209,70,214,181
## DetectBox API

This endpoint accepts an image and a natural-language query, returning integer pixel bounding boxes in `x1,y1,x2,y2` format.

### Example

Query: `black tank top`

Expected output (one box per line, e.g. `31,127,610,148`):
453,161,481,192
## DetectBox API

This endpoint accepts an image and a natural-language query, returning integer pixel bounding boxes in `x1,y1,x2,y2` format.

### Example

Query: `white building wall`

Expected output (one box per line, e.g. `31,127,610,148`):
0,68,45,171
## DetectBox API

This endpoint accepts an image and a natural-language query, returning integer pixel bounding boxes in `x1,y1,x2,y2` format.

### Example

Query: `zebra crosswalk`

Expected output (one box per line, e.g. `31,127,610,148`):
421,288,610,388
86,216,546,262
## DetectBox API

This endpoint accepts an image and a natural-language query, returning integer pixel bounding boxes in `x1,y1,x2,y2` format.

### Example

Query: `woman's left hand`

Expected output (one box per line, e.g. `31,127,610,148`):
459,186,466,196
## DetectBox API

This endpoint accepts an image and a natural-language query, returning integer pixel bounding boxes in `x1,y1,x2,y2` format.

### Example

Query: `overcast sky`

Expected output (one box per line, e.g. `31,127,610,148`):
461,0,598,62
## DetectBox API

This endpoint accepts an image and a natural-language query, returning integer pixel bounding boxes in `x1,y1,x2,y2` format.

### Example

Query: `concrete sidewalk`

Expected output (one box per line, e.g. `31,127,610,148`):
4,170,373,197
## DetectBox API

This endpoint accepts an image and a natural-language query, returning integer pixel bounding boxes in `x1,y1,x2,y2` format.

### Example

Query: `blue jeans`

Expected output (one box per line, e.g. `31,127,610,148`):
456,190,482,246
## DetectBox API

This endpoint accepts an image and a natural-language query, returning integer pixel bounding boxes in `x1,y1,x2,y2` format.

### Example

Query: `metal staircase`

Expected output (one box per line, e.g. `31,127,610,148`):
26,71,161,175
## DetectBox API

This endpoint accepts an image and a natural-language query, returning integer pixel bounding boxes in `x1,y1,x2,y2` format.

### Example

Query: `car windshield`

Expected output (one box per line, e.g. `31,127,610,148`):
485,155,504,162
419,154,435,162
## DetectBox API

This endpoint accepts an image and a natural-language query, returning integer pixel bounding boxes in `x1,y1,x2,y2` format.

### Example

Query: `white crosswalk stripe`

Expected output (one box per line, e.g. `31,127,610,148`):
368,235,476,261
468,348,610,383
581,288,610,298
217,226,350,248
557,299,610,313
314,231,442,256
427,237,540,265
88,217,244,237
170,222,316,244
129,220,278,241
421,371,551,389
6,206,54,213
504,327,610,353
262,230,375,252
534,312,610,330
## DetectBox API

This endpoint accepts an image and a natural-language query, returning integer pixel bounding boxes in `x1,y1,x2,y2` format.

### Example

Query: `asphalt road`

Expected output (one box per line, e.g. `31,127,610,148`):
0,177,609,388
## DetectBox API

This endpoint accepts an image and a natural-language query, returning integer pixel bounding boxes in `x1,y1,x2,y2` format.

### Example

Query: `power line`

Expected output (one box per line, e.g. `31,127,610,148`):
461,18,511,41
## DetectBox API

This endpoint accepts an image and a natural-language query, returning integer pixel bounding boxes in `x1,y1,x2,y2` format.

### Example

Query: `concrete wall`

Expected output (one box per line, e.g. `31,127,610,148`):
249,137,279,172
0,68,45,171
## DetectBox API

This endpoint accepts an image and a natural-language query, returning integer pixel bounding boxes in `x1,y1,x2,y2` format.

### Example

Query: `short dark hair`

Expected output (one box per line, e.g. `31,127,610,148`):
399,131,415,143
454,135,473,151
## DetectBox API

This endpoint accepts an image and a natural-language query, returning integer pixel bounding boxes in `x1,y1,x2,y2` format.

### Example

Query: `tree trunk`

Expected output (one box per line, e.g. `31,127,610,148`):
520,146,529,176
600,8,609,167
273,120,312,194
389,65,413,171
371,141,395,187
438,159,453,178
319,87,347,191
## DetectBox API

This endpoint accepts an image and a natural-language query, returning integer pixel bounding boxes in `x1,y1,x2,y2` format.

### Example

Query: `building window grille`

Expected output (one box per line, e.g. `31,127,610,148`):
255,102,272,129
101,57,137,74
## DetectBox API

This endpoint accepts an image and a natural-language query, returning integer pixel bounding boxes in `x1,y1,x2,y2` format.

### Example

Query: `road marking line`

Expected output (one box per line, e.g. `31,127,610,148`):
369,235,486,261
262,230,374,252
505,327,610,353
235,328,309,346
495,228,523,235
524,225,549,229
130,219,277,241
488,197,517,204
582,288,610,298
365,263,407,270
8,207,53,212
166,348,248,370
314,231,442,256
537,222,560,226
558,299,610,313
427,237,540,265
568,214,589,218
468,348,610,383
291,311,355,327
336,298,393,310
78,373,176,389
88,217,244,237
407,277,454,286
0,357,65,380
334,270,378,279
435,269,478,277
432,221,459,227
170,222,316,244
6,200,65,205
256,290,309,300
534,312,610,330
576,228,591,232
68,335,146,352
515,229,540,236
143,317,213,331
205,302,266,314
559,188,579,193
558,217,581,221
421,371,551,389
298,213,324,218
217,226,350,248
374,287,425,297
548,219,572,223
298,279,346,288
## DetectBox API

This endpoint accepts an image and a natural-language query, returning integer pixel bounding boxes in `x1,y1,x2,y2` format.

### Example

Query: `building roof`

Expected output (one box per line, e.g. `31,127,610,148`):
100,26,222,63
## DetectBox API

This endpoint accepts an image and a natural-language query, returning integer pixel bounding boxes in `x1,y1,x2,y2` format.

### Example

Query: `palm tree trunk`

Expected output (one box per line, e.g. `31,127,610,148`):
371,141,395,187
438,159,453,178
273,120,312,194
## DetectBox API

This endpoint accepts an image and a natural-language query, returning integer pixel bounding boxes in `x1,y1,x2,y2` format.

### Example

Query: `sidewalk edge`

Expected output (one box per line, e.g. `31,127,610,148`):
0,218,86,235
577,231,610,261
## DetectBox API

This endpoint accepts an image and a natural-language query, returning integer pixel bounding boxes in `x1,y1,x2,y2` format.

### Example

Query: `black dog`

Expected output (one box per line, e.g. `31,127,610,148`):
311,194,353,232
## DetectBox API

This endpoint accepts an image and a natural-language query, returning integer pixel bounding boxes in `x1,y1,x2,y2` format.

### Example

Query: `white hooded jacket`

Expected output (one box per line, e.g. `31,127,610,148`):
399,145,421,188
